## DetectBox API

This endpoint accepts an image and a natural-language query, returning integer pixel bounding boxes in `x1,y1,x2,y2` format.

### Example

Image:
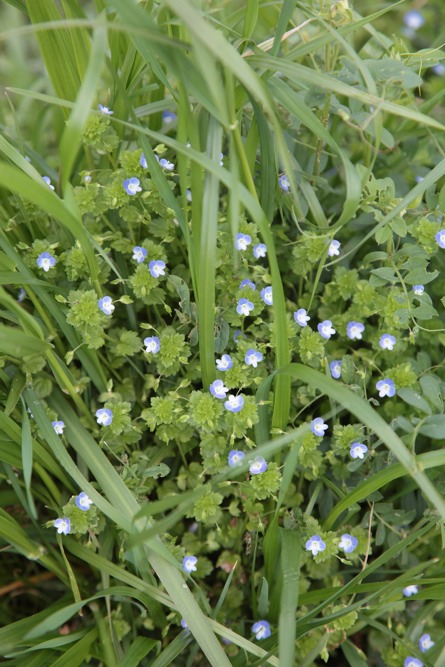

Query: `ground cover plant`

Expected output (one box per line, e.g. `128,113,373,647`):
1,0,445,665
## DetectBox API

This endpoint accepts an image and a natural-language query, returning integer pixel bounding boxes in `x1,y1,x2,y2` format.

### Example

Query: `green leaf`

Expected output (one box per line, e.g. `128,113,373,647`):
419,415,445,439
397,388,432,415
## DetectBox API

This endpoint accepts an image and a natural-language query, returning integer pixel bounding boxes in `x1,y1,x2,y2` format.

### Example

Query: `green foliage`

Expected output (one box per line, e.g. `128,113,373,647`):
2,0,445,665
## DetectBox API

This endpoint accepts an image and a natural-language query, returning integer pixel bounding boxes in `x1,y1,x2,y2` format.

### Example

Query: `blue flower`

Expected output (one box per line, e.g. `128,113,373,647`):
252,620,271,640
294,308,310,327
328,239,340,257
42,176,55,190
403,585,419,597
98,103,113,115
162,110,177,123
403,10,425,30
253,243,267,259
98,296,115,315
228,450,246,467
224,394,244,412
132,246,147,263
278,174,290,192
209,379,229,399
233,329,246,343
180,618,188,629
346,321,365,340
54,517,71,535
52,420,65,435
350,442,368,459
216,354,233,371
318,320,336,339
36,251,56,272
249,456,268,475
159,158,175,171
419,634,435,653
404,658,423,667
182,555,198,573
140,153,148,169
75,492,93,511
330,360,341,379
186,189,192,202
96,408,113,426
310,417,328,437
376,378,396,398
245,349,263,368
123,177,142,195
260,286,273,306
83,174,91,184
339,534,358,554
218,152,224,167
144,336,160,354
236,298,254,316
379,333,396,350
433,63,445,76
413,284,424,296
239,279,256,290
435,229,445,248
17,288,26,302
149,260,166,278
235,233,252,251
305,535,326,556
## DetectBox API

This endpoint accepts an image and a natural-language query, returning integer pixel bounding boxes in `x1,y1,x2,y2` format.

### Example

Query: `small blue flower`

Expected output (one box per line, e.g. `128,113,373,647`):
310,417,328,437
228,450,246,467
350,442,368,459
186,189,192,202
98,103,113,115
54,517,71,535
96,407,113,426
132,246,147,263
379,333,396,350
305,535,326,556
245,349,263,368
98,296,115,315
36,252,56,272
224,394,244,412
182,556,198,574
236,298,254,316
252,620,271,640
260,286,273,306
83,174,91,184
278,174,290,192
249,456,268,475
144,336,160,354
149,260,166,278
140,153,148,169
376,378,396,398
404,658,423,667
413,284,424,296
216,354,233,371
239,279,256,290
435,229,445,249
347,321,365,340
328,239,341,257
218,152,224,167
253,243,267,259
180,618,188,629
403,585,419,597
318,320,336,339
403,10,425,30
162,110,177,123
233,329,246,343
52,420,65,435
42,176,55,191
123,177,142,195
235,233,252,251
330,360,341,379
419,633,434,653
433,63,445,76
209,379,229,399
75,492,93,511
294,308,310,327
159,158,175,171
17,288,26,302
339,534,358,554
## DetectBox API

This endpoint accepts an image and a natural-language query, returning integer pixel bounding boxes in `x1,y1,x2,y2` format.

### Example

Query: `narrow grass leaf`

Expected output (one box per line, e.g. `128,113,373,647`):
20,401,37,520
279,528,301,667
119,638,158,667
